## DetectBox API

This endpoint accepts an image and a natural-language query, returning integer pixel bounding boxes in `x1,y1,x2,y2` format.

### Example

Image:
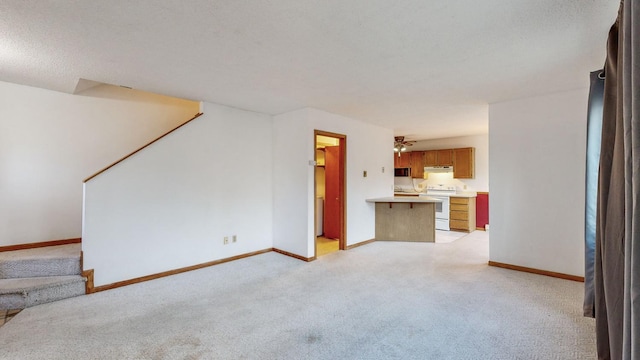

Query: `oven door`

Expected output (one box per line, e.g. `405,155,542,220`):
429,195,447,218
428,195,450,231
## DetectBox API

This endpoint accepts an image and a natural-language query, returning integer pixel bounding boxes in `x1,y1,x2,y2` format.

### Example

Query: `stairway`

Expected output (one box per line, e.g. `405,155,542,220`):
0,244,86,310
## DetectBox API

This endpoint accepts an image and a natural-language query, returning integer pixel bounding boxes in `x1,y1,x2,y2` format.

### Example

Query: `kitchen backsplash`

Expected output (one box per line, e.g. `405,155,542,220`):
394,173,475,193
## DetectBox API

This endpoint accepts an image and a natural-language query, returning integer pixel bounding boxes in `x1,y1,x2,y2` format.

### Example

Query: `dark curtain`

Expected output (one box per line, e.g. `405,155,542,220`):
594,1,640,359
584,70,604,318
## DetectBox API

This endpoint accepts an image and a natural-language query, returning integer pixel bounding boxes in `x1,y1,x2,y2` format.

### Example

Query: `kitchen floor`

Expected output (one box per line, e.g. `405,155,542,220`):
436,230,469,243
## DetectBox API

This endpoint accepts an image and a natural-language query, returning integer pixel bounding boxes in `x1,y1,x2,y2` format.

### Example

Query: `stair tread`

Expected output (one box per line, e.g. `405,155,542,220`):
0,244,81,261
0,275,85,294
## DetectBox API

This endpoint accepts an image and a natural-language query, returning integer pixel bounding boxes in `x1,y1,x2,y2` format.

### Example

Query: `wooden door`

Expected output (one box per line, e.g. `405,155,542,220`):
324,146,342,239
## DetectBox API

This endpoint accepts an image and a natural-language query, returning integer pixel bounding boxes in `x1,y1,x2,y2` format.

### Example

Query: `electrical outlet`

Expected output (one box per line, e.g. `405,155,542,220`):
382,167,385,173
224,236,229,245
232,235,237,243
363,170,367,177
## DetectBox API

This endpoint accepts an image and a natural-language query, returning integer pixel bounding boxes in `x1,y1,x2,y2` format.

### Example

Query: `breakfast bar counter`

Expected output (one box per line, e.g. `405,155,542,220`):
366,197,441,242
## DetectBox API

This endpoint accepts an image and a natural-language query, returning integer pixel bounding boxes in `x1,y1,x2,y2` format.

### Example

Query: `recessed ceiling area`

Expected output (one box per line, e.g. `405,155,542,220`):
0,1,619,140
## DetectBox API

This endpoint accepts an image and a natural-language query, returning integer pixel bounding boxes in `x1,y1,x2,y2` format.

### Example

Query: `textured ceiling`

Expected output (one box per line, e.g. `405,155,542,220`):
0,1,618,140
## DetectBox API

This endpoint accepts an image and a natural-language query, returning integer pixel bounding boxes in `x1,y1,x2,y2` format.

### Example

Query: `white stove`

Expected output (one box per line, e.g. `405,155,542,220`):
422,185,456,230
425,184,457,196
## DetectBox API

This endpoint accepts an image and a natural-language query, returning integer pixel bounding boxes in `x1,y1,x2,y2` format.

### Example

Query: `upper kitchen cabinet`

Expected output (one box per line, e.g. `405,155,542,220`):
394,153,410,168
436,149,453,166
453,147,475,179
424,149,453,166
424,150,437,166
410,151,425,178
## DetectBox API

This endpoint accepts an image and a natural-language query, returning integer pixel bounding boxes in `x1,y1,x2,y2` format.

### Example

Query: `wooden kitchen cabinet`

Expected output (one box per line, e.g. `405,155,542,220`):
449,197,476,232
453,147,475,179
394,153,410,168
424,150,438,166
424,149,453,166
436,149,453,166
410,151,425,178
399,146,475,179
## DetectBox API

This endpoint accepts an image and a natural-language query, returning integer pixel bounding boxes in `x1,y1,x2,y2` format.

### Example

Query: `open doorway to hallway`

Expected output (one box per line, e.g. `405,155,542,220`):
314,131,346,257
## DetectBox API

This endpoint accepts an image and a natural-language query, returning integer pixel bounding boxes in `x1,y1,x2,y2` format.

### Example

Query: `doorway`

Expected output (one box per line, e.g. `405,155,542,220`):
314,130,346,257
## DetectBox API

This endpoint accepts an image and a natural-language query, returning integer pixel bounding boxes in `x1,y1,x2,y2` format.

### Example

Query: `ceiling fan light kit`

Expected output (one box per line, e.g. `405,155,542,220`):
393,136,414,157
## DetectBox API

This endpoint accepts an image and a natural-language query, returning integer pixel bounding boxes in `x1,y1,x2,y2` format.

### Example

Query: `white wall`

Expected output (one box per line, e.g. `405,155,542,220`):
489,88,588,276
0,81,199,246
83,102,273,287
273,108,394,258
272,109,311,256
410,134,489,192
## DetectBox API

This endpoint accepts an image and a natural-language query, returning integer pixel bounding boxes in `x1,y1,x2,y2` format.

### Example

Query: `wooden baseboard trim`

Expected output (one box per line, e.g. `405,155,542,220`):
89,248,272,293
488,261,584,282
272,248,315,262
82,269,94,294
476,227,486,231
0,238,81,252
346,238,375,250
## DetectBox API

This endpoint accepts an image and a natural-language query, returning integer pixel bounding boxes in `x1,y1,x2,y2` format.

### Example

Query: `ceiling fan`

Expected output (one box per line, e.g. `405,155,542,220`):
394,136,415,157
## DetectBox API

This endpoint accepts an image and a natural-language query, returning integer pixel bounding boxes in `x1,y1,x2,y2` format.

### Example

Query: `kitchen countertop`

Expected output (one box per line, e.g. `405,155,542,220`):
449,192,477,198
394,192,477,198
367,196,442,203
393,192,421,196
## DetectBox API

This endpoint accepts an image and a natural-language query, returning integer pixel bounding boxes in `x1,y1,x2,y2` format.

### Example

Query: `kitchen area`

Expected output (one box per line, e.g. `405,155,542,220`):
392,145,489,234
367,139,489,243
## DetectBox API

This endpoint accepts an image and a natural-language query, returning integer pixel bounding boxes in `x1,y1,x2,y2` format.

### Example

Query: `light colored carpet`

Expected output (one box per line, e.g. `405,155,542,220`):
0,231,595,359
0,244,81,261
0,244,85,310
0,244,81,278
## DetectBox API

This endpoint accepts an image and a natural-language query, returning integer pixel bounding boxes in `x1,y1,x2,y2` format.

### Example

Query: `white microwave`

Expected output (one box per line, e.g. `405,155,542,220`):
394,167,411,177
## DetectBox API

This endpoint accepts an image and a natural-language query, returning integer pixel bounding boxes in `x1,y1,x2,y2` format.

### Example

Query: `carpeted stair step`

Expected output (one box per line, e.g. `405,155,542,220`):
0,244,81,279
0,275,86,310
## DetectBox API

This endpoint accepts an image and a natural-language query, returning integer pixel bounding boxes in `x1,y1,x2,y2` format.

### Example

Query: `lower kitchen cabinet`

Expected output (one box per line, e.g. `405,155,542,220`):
449,197,476,232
